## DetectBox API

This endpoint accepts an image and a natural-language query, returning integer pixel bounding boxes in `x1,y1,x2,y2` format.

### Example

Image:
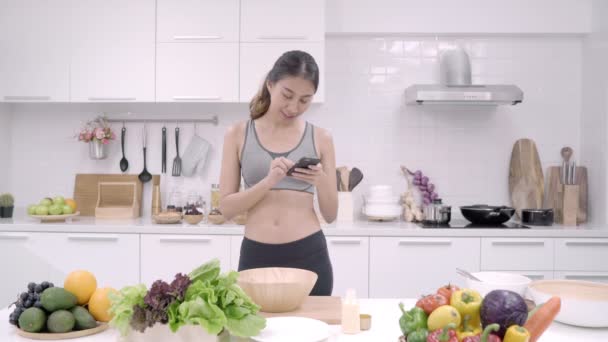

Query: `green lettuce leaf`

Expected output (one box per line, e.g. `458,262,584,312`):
108,284,148,336
178,297,227,335
226,313,267,338
188,259,220,283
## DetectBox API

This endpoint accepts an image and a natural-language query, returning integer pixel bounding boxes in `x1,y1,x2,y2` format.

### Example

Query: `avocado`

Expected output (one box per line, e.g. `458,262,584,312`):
41,287,77,312
18,307,46,333
71,306,97,330
47,310,75,333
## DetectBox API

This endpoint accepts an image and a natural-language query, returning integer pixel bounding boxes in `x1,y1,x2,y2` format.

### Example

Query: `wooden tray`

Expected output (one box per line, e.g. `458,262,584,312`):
260,296,341,325
15,322,108,340
28,212,80,223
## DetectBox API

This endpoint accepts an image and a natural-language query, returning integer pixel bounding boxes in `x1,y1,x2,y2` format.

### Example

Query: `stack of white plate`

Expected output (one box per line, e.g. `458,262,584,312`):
362,185,402,221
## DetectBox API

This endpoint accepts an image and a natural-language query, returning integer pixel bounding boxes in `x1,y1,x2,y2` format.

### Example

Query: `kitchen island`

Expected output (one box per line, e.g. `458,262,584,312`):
2,299,607,341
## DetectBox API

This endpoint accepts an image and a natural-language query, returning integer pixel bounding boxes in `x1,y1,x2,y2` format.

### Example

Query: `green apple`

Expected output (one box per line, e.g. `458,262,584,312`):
53,196,65,206
61,205,73,215
39,198,52,207
27,205,38,215
48,204,63,215
35,206,49,215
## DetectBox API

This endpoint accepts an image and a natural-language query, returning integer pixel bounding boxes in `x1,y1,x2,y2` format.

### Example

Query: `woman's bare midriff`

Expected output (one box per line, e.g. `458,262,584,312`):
244,189,321,244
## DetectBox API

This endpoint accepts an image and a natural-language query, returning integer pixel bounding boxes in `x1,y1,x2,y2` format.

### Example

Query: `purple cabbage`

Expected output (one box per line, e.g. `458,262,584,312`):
480,289,528,338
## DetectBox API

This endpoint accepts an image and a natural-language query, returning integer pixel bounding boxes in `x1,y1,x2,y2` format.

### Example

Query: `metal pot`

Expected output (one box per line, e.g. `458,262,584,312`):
423,199,451,225
522,209,554,226
89,140,108,160
460,205,515,225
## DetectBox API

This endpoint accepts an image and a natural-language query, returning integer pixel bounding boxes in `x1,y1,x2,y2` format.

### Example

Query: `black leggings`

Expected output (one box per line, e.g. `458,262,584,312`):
238,230,334,296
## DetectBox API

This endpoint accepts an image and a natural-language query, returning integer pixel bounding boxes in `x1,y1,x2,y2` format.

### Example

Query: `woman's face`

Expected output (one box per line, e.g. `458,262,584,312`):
267,76,316,121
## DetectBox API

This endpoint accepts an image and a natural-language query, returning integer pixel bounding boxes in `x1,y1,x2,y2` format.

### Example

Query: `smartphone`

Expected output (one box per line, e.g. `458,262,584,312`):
287,157,321,176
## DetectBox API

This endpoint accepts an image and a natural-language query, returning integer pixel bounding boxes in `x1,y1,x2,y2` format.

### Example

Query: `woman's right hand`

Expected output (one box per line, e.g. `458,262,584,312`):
265,157,295,187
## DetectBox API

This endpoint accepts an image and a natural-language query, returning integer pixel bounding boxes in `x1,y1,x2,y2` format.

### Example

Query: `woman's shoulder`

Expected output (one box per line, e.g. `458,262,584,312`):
310,123,333,143
224,119,249,141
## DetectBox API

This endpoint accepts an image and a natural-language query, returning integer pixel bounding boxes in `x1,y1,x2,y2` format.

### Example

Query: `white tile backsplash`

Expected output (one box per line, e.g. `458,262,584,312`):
4,35,588,221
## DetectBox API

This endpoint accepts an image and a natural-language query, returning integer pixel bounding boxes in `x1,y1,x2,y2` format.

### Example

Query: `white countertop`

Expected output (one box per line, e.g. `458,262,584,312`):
2,299,608,341
1,211,607,237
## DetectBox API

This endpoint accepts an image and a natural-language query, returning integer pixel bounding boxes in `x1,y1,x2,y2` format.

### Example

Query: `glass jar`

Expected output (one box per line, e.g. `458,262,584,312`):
210,183,221,211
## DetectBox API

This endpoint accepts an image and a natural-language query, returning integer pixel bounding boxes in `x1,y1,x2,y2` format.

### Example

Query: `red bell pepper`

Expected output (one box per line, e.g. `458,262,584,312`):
462,323,502,342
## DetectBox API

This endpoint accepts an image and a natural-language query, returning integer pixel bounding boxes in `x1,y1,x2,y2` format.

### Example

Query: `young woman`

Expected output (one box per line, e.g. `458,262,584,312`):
219,50,338,296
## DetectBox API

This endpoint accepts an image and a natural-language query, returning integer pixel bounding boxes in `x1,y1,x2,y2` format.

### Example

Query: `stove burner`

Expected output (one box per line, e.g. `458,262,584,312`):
418,220,530,229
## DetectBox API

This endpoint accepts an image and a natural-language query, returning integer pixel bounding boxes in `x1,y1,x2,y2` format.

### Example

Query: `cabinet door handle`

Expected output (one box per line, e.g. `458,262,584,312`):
87,97,136,101
4,96,51,101
173,35,223,40
398,239,452,246
565,241,608,247
257,35,308,40
172,96,221,101
0,234,30,240
491,241,545,247
564,275,608,281
67,235,119,242
160,237,211,244
330,239,362,245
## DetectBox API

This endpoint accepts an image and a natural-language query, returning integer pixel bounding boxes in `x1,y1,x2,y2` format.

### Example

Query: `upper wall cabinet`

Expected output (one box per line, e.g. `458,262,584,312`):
70,0,155,102
157,0,239,42
0,0,70,102
240,0,325,42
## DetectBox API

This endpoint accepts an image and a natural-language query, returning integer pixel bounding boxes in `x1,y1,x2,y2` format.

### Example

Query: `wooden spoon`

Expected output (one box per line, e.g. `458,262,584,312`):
337,166,349,192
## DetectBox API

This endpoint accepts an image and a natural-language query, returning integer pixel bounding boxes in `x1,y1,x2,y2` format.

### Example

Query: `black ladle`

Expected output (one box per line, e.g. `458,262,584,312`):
138,125,152,183
119,126,129,172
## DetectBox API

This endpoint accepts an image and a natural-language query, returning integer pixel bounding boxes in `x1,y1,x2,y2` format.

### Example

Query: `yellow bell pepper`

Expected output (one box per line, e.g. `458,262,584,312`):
456,315,482,341
504,325,530,342
450,289,482,328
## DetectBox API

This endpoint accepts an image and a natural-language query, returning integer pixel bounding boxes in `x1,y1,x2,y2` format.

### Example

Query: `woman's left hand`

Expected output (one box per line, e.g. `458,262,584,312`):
290,163,326,186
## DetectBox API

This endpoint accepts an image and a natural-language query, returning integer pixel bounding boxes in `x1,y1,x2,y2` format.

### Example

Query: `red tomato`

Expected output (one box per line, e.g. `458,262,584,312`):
415,294,449,315
437,284,460,303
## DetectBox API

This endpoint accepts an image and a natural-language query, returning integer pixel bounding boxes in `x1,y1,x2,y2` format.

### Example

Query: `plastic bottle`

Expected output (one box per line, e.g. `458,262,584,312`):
341,288,360,334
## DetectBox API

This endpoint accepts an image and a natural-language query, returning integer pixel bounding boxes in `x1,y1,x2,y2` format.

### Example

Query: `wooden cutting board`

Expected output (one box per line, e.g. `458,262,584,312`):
509,139,544,218
260,296,341,324
544,166,588,223
73,174,144,217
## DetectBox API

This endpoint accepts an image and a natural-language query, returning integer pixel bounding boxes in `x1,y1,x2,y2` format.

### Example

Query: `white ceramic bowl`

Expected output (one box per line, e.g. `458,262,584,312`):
465,271,531,297
363,204,402,217
528,280,608,327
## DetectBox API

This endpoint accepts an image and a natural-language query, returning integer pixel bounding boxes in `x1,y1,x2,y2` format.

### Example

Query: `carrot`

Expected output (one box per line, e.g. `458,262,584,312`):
524,296,562,342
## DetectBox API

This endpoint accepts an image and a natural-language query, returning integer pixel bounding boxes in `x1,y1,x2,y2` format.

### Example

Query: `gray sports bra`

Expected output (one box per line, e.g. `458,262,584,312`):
240,120,318,194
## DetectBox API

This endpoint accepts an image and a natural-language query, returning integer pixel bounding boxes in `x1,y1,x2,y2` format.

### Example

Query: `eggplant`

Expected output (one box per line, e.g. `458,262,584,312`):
480,289,528,338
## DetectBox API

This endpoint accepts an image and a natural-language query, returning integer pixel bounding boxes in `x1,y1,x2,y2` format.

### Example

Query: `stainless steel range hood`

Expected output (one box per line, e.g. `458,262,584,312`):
405,47,524,106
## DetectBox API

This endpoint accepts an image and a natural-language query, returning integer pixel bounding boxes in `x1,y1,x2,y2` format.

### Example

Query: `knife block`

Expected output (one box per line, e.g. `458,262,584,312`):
545,166,587,224
557,184,579,226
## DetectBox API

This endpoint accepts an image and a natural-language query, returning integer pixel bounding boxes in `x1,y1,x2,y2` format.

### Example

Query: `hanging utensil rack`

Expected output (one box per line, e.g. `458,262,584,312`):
106,116,219,125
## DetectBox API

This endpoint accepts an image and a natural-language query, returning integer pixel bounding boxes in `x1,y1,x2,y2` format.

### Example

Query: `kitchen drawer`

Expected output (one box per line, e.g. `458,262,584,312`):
327,236,369,298
141,235,231,286
370,237,480,298
481,238,554,271
555,238,608,271
0,233,45,308
554,271,608,283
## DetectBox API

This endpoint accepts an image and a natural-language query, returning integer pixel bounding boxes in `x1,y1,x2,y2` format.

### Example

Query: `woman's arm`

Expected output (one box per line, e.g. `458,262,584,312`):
315,129,338,223
218,123,293,220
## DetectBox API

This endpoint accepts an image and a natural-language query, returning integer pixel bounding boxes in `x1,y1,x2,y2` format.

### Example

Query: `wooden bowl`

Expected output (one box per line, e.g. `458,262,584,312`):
528,280,608,327
208,213,226,225
237,267,318,313
183,214,203,225
152,212,182,224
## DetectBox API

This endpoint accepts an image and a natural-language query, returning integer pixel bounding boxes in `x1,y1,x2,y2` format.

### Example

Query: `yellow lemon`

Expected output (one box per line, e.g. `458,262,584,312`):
88,287,117,322
64,270,97,305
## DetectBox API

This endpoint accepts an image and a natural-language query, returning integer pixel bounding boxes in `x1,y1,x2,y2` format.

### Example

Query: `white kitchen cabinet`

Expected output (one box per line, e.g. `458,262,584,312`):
481,238,554,271
0,233,49,308
27,233,140,290
157,0,239,43
240,42,325,103
156,43,239,102
554,271,608,283
69,0,155,102
0,0,70,102
369,237,481,298
141,235,231,286
497,271,554,281
554,238,608,271
240,0,324,42
326,237,369,298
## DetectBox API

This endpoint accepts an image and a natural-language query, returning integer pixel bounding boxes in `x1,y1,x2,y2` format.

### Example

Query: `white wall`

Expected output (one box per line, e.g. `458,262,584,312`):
326,0,592,34
581,0,608,225
0,105,11,193
8,35,583,221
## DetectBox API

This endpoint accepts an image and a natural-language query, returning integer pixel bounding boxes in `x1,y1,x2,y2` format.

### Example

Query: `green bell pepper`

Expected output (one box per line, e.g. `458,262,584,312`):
399,302,428,336
407,328,429,342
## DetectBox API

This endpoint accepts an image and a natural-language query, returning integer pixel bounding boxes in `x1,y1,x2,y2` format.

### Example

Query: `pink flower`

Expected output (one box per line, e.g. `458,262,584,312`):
95,128,105,140
102,139,109,145
85,132,93,141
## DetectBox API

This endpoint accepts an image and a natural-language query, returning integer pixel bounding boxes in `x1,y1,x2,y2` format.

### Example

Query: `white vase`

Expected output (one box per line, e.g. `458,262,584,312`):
89,140,108,160
120,324,231,342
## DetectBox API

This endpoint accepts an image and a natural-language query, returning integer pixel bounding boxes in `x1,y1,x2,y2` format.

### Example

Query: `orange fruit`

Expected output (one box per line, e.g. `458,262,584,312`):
88,287,117,322
64,270,97,305
65,199,77,212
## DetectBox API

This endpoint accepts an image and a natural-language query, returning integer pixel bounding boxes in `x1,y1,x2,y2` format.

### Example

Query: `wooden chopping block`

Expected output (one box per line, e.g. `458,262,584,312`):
259,296,342,324
73,174,144,217
509,139,544,218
